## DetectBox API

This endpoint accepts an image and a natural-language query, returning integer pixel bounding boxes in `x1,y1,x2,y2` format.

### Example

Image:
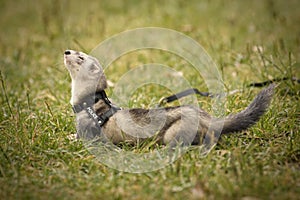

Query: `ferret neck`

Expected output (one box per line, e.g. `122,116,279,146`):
71,90,121,127
72,90,111,113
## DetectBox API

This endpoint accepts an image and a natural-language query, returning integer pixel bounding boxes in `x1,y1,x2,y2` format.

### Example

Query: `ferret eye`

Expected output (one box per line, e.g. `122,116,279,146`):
78,56,84,61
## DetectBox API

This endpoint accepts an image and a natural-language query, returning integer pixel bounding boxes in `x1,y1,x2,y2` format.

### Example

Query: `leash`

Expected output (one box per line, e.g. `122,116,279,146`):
158,76,300,106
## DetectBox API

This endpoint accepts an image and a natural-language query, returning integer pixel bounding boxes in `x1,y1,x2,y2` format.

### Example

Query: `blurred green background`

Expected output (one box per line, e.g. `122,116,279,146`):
0,0,299,199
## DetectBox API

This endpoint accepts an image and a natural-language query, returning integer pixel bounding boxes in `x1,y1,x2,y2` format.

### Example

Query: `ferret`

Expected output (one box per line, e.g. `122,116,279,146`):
64,50,274,147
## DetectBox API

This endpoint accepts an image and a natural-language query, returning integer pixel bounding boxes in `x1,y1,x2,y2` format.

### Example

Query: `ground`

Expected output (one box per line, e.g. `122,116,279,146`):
0,0,299,199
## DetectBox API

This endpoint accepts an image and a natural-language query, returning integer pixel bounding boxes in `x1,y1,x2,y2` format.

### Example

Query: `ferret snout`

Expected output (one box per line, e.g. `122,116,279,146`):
64,49,77,56
64,50,75,66
64,50,86,66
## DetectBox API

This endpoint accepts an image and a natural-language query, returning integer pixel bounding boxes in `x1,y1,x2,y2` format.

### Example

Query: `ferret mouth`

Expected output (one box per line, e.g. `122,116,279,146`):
64,55,71,66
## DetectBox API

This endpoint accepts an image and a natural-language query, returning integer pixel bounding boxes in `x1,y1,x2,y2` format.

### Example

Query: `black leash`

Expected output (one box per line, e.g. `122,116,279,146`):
247,77,300,87
158,88,214,106
158,76,299,106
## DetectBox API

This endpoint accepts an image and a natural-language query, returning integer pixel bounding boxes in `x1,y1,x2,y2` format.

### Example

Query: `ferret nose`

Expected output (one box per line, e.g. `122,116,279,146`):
64,50,71,55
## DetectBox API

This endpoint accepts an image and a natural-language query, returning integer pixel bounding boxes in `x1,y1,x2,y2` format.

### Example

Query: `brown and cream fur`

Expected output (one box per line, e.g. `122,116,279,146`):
64,50,274,146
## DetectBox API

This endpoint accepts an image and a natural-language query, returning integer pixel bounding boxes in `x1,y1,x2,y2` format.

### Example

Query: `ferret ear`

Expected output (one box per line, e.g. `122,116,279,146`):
86,56,103,73
88,63,101,73
99,73,108,90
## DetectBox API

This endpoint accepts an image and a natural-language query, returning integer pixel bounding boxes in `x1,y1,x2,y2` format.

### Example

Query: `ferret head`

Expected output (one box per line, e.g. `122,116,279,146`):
64,50,107,104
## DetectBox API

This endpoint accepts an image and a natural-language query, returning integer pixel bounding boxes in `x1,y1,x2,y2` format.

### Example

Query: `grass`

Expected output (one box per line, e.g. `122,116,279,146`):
0,0,299,199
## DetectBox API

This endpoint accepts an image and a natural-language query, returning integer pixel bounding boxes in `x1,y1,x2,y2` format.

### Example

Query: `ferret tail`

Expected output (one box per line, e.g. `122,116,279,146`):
218,84,275,134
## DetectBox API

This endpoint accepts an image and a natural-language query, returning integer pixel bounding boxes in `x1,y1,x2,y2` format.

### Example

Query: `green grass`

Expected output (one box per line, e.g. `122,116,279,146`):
0,0,299,199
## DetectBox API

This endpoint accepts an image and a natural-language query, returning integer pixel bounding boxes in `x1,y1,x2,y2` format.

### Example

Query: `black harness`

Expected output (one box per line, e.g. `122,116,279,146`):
72,91,121,127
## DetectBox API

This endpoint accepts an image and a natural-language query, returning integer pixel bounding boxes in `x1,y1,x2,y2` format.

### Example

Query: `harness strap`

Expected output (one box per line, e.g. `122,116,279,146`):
84,105,120,126
72,91,121,127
